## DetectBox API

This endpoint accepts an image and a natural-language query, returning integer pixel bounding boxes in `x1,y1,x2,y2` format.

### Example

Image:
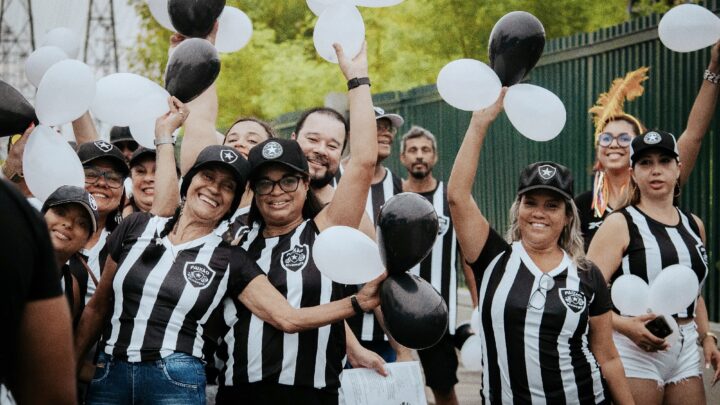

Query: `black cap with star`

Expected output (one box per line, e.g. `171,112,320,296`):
629,130,679,166
517,161,574,201
180,145,250,220
42,185,99,235
248,138,309,179
76,140,130,176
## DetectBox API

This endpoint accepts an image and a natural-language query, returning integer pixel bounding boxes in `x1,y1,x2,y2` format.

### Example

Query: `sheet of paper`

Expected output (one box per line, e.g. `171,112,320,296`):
339,361,427,405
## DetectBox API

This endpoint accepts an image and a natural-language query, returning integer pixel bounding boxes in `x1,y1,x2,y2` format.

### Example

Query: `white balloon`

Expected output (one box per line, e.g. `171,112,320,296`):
313,4,365,63
611,275,650,316
354,0,405,7
460,335,483,372
313,226,385,284
215,7,253,53
91,73,170,127
146,0,175,31
658,4,720,53
23,125,85,202
470,306,480,333
648,264,699,316
437,59,502,111
25,46,69,87
504,83,566,142
40,27,81,59
307,0,350,17
129,118,158,149
36,60,96,126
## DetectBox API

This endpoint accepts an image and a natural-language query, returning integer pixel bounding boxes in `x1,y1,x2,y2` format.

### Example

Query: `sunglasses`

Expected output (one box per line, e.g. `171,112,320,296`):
528,273,555,310
597,132,633,147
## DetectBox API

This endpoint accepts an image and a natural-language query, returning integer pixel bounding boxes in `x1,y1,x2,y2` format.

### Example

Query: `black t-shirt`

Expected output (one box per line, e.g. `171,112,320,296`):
574,190,615,251
0,180,62,381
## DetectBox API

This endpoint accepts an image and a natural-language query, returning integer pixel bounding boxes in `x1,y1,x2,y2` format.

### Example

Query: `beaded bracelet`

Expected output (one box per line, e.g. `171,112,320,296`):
705,69,720,84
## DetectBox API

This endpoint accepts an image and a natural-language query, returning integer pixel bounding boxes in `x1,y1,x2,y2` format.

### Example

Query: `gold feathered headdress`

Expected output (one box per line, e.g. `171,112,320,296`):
589,67,649,142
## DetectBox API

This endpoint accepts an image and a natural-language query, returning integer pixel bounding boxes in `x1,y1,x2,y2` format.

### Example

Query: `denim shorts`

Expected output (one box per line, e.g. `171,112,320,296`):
87,352,206,404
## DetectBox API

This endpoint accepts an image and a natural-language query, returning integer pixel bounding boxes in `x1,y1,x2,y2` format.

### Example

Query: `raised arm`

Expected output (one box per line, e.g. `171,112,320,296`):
74,257,119,365
150,96,188,217
447,90,506,263
72,112,99,144
677,41,720,185
316,42,376,231
238,272,385,334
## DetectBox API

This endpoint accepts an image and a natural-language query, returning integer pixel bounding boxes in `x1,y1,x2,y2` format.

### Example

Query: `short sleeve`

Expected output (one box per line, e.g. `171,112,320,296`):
587,264,612,317
467,227,511,278
107,212,152,262
227,247,265,297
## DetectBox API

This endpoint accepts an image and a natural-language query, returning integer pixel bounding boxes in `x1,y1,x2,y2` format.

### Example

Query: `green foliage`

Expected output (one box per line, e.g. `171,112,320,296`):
129,0,632,127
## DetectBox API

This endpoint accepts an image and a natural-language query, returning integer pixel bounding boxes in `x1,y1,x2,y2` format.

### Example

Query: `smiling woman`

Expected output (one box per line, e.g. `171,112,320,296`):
447,90,635,404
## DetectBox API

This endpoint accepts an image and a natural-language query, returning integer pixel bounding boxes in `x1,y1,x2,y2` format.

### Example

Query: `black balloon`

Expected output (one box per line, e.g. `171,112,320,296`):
453,323,474,350
168,0,225,38
376,192,439,275
0,80,38,137
380,273,449,350
488,11,546,86
165,38,221,103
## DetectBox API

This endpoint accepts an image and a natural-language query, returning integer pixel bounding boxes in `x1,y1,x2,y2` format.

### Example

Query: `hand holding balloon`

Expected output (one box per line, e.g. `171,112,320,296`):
334,41,368,81
470,87,507,130
155,97,190,139
3,123,35,179
355,271,388,312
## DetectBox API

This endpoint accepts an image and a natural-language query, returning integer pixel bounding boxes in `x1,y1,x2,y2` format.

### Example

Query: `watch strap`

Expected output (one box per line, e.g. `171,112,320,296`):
154,137,175,147
347,77,371,91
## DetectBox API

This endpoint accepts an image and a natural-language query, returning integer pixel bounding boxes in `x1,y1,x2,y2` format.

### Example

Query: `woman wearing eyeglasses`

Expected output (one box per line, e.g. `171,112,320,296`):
447,91,634,404
214,43,385,405
575,42,719,249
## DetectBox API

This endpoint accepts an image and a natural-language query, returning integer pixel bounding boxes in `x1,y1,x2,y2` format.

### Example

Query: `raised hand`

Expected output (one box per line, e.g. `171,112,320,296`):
334,41,369,81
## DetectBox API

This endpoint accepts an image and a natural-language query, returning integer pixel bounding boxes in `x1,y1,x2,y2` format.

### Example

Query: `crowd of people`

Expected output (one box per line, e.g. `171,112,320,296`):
1,25,720,405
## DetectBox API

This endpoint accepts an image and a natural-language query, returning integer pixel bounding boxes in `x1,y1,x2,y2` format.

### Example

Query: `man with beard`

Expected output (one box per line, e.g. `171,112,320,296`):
399,126,477,405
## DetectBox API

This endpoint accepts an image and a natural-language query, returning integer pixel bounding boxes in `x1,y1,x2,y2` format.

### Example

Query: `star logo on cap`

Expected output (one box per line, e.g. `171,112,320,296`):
94,141,113,153
538,164,557,180
262,141,283,159
88,194,98,211
220,149,238,164
644,132,661,145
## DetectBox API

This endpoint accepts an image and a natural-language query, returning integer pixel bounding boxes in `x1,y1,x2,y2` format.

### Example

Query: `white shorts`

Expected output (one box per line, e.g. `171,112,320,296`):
613,321,702,385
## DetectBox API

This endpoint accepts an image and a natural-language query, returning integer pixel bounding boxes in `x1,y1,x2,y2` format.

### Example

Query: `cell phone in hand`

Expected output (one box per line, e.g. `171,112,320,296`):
645,315,672,339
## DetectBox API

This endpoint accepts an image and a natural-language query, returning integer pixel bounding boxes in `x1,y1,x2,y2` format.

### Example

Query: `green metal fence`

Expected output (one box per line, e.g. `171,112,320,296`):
273,1,720,320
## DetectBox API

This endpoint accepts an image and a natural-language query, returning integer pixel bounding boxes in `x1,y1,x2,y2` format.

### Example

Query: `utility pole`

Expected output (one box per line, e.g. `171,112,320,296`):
0,0,35,99
84,0,118,77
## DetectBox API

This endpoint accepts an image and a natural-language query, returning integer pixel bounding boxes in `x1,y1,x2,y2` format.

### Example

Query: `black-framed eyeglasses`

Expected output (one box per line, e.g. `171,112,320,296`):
528,273,555,310
84,167,124,189
254,175,302,196
597,132,633,147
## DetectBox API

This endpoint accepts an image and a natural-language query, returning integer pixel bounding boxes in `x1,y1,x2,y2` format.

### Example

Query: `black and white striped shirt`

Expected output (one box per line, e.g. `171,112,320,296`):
408,182,457,334
345,167,402,342
216,220,347,392
472,229,611,404
611,206,708,318
103,213,262,362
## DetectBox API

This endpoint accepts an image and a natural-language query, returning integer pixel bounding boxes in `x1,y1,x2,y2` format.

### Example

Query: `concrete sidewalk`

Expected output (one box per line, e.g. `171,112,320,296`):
428,290,720,404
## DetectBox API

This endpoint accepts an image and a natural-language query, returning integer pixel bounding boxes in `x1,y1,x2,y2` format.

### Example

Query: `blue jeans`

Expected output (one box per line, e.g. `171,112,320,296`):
86,352,206,405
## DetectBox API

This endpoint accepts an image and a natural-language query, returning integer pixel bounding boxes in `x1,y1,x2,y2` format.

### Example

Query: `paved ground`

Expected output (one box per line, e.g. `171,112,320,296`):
425,290,720,405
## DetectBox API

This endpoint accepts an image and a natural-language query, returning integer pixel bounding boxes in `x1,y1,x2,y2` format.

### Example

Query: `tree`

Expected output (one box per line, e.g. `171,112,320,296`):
130,0,631,128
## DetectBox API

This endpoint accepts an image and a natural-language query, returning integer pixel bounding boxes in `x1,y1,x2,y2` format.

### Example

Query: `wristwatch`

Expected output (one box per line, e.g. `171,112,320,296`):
154,137,175,147
347,77,371,91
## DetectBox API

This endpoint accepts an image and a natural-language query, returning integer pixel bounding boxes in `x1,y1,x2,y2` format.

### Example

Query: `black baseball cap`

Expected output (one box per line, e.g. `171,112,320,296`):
76,140,130,175
248,138,310,179
181,145,251,219
109,126,135,144
517,161,574,201
129,147,156,168
629,130,679,166
42,185,99,234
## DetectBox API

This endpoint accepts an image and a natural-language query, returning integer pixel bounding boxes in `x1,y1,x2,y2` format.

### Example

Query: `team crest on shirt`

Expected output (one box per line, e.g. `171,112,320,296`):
437,215,450,236
183,262,216,289
696,243,708,265
559,289,586,313
281,244,309,272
